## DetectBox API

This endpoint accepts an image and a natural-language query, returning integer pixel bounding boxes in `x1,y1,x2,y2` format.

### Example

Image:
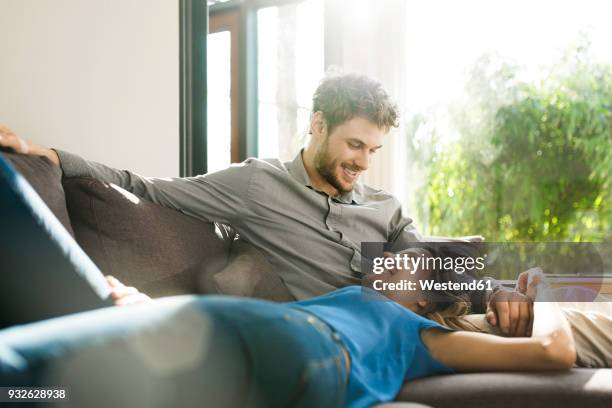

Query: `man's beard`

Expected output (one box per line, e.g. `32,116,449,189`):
313,140,355,194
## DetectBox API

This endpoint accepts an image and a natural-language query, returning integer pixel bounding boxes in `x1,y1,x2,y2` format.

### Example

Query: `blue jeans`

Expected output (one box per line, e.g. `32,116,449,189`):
0,295,347,408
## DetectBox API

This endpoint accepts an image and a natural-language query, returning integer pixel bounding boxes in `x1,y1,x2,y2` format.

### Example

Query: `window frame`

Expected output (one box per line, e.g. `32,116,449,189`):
179,0,208,176
181,0,318,171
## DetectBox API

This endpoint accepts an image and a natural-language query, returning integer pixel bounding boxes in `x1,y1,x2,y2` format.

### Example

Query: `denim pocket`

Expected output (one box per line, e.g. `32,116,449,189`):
297,353,346,408
235,307,348,407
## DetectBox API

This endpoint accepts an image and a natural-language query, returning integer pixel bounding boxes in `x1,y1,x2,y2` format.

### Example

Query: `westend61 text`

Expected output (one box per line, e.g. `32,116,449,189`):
371,279,494,292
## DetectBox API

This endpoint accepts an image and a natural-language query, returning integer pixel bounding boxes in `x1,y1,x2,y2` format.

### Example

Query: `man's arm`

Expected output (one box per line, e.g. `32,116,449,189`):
55,149,254,225
0,126,61,164
0,126,254,225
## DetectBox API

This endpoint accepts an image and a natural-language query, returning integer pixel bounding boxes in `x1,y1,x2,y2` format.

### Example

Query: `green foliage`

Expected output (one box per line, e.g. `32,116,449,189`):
409,45,611,242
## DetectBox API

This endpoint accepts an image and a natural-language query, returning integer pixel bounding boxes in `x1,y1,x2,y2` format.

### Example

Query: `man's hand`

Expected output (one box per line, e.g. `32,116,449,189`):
106,276,152,306
485,269,534,337
0,125,60,165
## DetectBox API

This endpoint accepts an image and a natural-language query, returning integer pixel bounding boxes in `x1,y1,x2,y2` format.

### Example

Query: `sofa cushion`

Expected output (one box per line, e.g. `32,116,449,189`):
396,369,612,408
62,177,231,297
198,240,295,302
2,151,75,236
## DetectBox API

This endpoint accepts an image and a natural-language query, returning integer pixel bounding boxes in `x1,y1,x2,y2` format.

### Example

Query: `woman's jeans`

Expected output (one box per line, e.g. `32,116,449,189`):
0,295,348,408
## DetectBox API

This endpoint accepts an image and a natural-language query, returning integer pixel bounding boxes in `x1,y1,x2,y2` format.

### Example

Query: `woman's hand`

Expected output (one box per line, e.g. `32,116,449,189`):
525,267,552,301
106,276,152,306
0,125,60,165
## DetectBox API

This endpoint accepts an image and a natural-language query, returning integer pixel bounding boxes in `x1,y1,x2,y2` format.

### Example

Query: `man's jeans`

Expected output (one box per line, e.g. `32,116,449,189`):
0,296,348,408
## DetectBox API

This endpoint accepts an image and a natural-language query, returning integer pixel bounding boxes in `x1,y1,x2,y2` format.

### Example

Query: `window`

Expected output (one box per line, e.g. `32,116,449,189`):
208,8,241,171
402,0,612,243
207,31,232,172
257,0,324,161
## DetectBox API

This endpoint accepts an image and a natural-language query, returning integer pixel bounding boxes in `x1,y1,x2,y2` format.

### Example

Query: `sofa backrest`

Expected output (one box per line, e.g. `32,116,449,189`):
62,177,231,297
4,151,294,301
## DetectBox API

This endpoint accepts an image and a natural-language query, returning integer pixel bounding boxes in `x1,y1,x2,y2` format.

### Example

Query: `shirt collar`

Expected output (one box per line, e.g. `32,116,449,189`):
287,150,363,205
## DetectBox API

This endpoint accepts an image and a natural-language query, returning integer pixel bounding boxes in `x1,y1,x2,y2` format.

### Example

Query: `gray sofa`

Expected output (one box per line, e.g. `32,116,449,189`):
3,151,611,407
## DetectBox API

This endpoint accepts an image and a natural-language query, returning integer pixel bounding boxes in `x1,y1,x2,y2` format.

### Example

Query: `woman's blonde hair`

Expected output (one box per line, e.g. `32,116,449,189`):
414,244,487,332
424,300,484,332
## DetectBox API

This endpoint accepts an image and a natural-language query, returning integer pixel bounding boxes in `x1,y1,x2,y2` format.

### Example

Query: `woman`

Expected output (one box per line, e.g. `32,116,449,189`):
0,249,575,408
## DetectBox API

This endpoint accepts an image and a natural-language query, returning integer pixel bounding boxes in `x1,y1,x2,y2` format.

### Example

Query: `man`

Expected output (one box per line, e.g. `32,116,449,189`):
0,73,532,336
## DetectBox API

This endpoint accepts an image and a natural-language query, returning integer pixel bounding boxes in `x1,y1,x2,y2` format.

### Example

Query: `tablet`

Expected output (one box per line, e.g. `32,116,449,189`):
0,152,112,328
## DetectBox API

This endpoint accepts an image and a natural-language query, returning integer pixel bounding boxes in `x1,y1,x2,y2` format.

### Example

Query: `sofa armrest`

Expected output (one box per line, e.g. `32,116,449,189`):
198,240,295,302
2,150,74,236
421,235,484,243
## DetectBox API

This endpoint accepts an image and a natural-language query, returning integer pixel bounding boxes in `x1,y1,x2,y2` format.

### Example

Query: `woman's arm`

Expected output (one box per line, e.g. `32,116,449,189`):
421,272,576,372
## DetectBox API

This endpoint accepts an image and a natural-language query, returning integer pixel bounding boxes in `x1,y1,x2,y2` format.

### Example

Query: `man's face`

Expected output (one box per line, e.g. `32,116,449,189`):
313,117,386,194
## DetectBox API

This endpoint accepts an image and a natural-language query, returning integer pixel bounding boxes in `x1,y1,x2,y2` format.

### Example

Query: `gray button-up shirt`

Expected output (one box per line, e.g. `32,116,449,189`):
57,150,426,300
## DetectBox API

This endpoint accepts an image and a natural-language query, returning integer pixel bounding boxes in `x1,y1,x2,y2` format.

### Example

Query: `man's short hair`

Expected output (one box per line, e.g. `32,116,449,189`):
312,73,400,134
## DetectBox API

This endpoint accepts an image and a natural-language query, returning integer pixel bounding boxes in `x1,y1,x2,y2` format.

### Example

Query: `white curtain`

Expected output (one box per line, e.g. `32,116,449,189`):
323,0,408,201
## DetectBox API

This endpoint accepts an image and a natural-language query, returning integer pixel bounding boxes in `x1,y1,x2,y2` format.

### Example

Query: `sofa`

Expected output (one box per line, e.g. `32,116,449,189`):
2,151,611,408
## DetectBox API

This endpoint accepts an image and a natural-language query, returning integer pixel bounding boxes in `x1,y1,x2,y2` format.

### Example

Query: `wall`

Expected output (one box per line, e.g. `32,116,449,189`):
0,0,179,176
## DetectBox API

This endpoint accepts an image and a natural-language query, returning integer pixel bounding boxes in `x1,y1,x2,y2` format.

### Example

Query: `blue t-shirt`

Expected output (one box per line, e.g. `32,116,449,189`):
290,286,454,408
